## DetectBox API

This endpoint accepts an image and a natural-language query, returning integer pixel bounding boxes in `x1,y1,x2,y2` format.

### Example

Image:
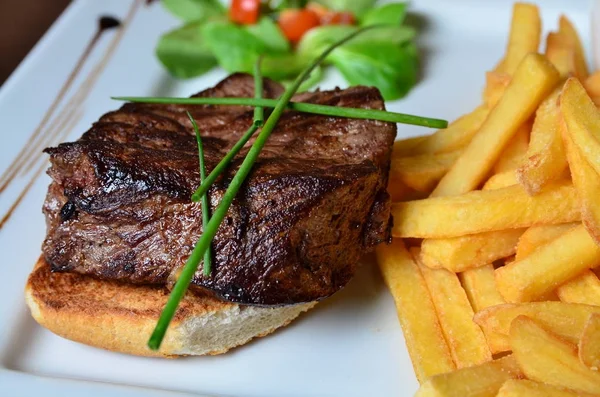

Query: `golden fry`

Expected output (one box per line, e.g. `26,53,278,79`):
584,71,600,106
393,136,427,157
460,265,507,353
391,151,461,193
545,32,577,78
415,356,522,397
419,166,521,272
376,240,455,381
420,229,524,272
516,90,567,195
502,3,542,75
559,78,600,184
411,106,489,155
492,122,530,174
496,224,600,303
560,88,600,245
387,175,426,202
417,258,491,368
558,15,589,80
460,265,506,313
558,270,600,306
483,71,511,108
515,223,576,260
482,170,518,190
474,302,600,351
432,54,559,197
579,313,600,370
510,316,600,394
393,181,579,238
497,379,598,397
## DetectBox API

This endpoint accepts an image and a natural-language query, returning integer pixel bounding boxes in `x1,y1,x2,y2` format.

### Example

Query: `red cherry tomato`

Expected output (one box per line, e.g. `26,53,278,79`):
278,9,321,43
321,11,355,25
229,0,261,25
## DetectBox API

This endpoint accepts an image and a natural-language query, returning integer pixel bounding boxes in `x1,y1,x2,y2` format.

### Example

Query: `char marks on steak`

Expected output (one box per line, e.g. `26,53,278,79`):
42,73,396,305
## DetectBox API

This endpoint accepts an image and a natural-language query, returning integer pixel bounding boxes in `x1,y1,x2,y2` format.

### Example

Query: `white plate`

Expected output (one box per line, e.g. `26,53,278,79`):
0,1,594,396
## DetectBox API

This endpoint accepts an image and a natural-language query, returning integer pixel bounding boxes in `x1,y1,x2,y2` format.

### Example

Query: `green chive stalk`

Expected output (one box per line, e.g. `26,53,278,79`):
113,96,448,130
190,58,264,202
187,111,212,277
147,26,382,351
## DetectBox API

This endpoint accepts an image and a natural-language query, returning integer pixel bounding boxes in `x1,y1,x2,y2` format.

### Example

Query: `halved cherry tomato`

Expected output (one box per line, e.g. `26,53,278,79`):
229,0,261,25
321,11,355,25
278,9,321,43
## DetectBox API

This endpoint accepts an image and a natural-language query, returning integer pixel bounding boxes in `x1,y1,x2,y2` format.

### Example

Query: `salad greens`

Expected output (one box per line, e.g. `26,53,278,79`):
161,0,225,22
156,0,419,100
312,0,376,15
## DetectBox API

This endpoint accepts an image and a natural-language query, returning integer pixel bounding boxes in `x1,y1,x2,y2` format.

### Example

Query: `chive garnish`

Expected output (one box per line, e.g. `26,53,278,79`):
253,57,264,125
147,26,381,351
113,96,448,129
187,111,212,277
190,58,265,202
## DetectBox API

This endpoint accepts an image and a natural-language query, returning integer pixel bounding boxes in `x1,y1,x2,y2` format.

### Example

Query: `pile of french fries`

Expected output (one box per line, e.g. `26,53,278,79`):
377,3,600,396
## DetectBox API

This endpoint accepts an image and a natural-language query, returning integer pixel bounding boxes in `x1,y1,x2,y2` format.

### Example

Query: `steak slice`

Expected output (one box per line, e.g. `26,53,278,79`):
42,73,396,306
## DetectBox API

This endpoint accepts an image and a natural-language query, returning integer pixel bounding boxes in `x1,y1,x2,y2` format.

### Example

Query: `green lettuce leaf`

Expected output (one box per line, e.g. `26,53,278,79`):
329,41,419,100
202,21,267,73
156,21,217,79
246,17,290,54
312,0,377,15
361,3,407,26
162,0,224,22
297,25,415,60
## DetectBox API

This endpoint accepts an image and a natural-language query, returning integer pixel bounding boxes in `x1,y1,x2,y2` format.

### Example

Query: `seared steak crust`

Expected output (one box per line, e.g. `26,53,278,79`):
42,73,396,305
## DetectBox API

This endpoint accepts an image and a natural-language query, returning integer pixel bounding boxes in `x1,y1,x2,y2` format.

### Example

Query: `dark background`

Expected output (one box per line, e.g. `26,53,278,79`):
0,0,71,85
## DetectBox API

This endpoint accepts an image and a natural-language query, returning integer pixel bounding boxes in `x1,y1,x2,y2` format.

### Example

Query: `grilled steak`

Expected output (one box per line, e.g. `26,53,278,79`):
42,73,396,305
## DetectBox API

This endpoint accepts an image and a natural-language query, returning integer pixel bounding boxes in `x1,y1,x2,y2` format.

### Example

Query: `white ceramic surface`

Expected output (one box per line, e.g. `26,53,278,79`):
0,1,594,396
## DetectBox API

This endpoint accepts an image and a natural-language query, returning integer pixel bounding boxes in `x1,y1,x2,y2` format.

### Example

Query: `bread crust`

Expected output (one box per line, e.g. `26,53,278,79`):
25,258,315,357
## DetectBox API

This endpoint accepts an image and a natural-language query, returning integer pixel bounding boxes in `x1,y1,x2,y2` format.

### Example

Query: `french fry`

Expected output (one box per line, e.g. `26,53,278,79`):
492,122,530,174
414,355,522,397
559,78,600,185
482,170,518,190
417,256,492,368
419,166,521,272
460,266,506,313
375,240,455,381
510,315,600,394
515,223,576,260
410,106,489,155
585,71,600,96
497,379,598,397
558,15,589,80
579,313,600,370
393,181,579,238
516,90,568,195
432,54,560,197
390,151,462,193
420,229,524,272
393,135,427,157
495,224,600,303
414,258,492,368
558,270,600,306
387,175,426,202
502,3,542,75
584,71,600,106
560,90,600,245
545,31,577,78
474,302,600,352
483,71,511,108
460,265,507,353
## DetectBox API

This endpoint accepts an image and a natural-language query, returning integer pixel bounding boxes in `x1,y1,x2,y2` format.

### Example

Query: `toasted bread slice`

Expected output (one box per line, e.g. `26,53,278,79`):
25,258,316,357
